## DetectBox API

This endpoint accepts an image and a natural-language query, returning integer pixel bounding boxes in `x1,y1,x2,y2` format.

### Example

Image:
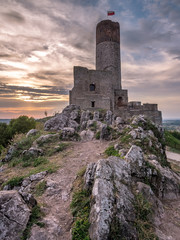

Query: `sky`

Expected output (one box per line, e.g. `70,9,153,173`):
0,0,180,119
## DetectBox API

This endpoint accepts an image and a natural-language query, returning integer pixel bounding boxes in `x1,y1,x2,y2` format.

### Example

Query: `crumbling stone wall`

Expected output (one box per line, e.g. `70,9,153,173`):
69,20,162,125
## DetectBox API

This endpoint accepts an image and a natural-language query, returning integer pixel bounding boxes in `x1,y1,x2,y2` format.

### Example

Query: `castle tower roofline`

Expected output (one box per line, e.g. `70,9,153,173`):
96,20,120,45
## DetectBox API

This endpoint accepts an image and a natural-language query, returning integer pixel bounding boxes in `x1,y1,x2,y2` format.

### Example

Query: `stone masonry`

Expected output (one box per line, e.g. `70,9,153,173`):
69,20,162,124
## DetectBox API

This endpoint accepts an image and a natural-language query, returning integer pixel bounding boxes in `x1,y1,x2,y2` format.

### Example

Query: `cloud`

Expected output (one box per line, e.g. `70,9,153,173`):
2,10,25,23
0,0,179,118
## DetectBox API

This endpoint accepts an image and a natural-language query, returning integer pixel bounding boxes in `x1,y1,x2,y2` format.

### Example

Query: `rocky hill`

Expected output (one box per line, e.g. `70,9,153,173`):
0,105,180,240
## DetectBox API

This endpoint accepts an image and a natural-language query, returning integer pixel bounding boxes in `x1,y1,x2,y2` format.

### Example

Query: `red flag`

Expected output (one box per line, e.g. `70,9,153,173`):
107,11,115,16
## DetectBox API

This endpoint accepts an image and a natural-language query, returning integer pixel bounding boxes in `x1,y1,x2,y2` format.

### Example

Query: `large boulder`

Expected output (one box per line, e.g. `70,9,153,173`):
59,127,78,141
80,130,94,141
44,105,80,131
0,190,30,240
35,133,59,146
26,129,39,138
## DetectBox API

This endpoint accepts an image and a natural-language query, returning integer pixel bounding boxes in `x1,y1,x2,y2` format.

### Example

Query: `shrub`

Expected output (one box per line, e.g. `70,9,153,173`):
9,116,36,135
105,146,120,157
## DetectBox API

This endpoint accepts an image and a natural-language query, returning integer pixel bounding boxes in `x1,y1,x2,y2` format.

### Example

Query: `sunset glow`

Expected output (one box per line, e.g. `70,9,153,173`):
0,0,179,119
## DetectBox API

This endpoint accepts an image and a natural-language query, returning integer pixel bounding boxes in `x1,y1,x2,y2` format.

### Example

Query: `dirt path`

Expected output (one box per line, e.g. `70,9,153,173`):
34,140,109,240
156,199,180,240
166,151,180,162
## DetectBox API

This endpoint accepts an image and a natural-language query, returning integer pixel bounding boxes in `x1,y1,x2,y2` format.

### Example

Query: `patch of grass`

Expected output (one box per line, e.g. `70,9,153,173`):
89,121,97,132
121,134,131,144
71,167,91,240
33,157,48,167
71,190,91,240
77,167,87,178
134,193,158,240
2,175,24,189
56,142,69,152
21,205,45,240
168,147,180,154
165,131,180,151
95,131,100,140
34,180,46,196
105,146,120,157
8,157,22,167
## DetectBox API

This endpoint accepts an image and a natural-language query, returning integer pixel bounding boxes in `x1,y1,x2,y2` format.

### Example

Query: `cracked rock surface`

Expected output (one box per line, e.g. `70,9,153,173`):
0,190,30,240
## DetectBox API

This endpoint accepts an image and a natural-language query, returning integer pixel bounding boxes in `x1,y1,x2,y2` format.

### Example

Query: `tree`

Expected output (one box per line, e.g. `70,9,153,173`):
9,116,36,135
44,111,48,117
0,123,12,154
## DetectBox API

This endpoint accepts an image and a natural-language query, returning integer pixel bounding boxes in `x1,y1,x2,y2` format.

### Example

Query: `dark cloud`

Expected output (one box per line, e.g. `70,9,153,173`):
0,83,69,96
0,54,12,58
2,11,25,23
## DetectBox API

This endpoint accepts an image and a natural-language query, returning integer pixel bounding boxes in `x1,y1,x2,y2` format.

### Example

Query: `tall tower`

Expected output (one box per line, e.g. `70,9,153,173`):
96,20,121,89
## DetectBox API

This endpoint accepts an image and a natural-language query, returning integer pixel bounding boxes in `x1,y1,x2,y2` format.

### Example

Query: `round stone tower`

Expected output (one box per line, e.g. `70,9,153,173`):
96,20,121,89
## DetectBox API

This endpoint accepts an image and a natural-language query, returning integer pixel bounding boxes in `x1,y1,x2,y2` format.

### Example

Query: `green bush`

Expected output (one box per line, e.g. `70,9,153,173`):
0,123,12,151
105,146,120,157
9,116,36,135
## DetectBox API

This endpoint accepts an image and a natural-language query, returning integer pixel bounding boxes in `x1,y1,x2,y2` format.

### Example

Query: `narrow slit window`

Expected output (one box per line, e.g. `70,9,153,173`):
91,101,95,107
90,84,95,91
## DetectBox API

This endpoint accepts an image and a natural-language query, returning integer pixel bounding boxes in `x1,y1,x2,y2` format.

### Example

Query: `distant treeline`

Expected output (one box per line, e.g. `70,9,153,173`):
163,119,180,126
0,116,36,154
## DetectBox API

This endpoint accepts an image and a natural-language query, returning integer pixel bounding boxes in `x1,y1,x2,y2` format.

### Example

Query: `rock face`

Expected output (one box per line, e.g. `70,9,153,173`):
84,147,180,239
26,129,39,138
0,190,30,240
87,157,137,240
80,114,180,240
44,105,80,131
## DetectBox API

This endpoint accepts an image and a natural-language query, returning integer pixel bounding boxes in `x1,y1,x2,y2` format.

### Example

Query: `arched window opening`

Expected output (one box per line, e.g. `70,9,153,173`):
90,84,96,91
117,97,123,107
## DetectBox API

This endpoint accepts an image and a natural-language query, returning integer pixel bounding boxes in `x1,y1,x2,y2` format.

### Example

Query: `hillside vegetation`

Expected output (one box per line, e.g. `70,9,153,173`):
0,116,36,154
0,105,180,240
165,130,180,153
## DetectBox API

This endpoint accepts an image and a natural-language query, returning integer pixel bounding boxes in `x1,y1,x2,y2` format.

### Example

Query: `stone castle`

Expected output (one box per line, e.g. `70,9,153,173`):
69,20,162,124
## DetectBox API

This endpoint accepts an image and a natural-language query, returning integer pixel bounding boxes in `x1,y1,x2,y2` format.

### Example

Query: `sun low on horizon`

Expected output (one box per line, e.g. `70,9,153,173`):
0,0,180,119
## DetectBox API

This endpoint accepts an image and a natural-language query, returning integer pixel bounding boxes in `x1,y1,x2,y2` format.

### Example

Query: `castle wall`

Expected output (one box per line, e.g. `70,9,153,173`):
70,66,114,110
114,102,162,125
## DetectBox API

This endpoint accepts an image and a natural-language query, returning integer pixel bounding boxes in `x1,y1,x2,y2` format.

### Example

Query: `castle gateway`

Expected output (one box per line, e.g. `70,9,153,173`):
69,20,162,124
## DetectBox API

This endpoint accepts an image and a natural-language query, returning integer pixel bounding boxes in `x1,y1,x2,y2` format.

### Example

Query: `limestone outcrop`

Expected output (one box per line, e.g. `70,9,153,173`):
83,145,180,239
0,190,31,240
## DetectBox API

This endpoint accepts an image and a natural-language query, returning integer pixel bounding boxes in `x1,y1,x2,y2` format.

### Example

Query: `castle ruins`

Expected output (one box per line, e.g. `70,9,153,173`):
69,20,162,124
